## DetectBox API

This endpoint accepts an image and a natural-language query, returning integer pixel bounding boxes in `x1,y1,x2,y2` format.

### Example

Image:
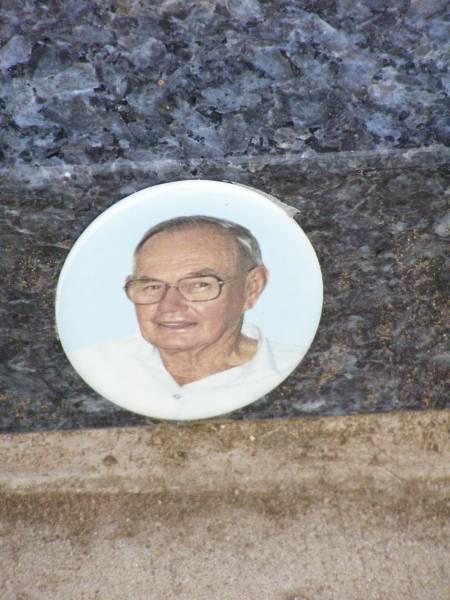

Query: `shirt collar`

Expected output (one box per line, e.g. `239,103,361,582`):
134,323,280,388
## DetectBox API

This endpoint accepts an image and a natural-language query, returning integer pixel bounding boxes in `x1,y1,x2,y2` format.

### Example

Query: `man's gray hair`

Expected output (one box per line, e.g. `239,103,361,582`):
134,215,264,270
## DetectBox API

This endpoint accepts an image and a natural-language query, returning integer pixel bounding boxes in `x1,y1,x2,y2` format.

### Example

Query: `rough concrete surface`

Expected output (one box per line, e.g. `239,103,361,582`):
1,411,449,599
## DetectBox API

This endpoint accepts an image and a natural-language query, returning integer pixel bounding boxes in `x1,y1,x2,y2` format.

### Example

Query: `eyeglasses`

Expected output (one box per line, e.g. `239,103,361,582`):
124,269,255,305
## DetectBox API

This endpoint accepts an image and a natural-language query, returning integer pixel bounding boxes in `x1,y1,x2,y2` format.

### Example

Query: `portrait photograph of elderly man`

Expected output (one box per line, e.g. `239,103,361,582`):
70,214,304,420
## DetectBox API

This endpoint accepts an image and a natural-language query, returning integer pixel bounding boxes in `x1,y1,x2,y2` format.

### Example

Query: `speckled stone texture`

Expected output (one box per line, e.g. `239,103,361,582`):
0,0,448,431
0,0,448,164
1,147,448,431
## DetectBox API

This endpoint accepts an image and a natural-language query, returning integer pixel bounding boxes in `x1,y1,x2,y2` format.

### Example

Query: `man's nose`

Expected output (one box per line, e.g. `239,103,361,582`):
157,285,188,311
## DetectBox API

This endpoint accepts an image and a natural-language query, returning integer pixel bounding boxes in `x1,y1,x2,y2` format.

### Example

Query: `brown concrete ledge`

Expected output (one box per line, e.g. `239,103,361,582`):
1,411,449,600
1,410,448,497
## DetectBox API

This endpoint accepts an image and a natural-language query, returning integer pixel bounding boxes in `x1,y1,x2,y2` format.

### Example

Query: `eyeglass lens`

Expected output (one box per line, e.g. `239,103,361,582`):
128,276,221,303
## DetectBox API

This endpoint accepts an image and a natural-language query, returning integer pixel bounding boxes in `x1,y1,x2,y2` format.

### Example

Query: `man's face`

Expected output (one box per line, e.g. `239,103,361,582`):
129,227,266,354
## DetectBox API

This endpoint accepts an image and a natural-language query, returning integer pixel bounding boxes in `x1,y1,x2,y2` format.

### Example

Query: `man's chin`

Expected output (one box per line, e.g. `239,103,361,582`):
155,341,199,355
143,329,199,353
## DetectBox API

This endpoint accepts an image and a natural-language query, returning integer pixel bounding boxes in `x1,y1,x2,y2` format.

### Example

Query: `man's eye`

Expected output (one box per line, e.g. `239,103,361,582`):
193,280,211,289
142,282,164,291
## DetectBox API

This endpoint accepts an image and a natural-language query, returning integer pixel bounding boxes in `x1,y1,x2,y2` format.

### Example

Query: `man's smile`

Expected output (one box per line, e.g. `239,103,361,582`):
155,320,197,330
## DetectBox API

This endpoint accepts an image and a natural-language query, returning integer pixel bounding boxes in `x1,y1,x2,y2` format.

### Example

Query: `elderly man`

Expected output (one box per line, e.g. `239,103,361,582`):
71,216,302,420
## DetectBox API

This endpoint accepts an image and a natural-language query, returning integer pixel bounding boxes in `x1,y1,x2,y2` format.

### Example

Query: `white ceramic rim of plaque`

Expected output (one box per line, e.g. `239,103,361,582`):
55,180,323,420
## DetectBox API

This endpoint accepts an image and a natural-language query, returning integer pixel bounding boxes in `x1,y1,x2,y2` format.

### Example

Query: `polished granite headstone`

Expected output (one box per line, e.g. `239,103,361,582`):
0,1,449,164
0,1,448,431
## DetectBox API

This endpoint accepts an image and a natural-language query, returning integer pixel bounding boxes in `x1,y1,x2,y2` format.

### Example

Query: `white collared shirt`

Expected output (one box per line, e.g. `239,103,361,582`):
69,324,306,420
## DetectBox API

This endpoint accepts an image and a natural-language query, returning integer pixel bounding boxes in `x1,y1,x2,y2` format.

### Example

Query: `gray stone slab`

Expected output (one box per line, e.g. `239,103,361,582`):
0,1,448,165
0,0,449,431
1,147,448,431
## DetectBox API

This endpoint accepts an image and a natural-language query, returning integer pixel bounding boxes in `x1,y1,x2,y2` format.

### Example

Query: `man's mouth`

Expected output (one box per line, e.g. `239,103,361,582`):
156,321,197,330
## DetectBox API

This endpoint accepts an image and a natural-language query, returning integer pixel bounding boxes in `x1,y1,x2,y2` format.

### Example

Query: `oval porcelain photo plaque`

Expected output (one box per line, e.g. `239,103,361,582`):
56,180,323,420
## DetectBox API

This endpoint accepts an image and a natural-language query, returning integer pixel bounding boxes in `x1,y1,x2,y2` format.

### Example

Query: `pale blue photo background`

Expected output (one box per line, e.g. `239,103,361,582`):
56,180,323,353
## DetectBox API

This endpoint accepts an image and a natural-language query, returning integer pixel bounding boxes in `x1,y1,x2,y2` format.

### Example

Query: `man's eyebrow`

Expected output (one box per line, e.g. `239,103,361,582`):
132,276,163,282
184,268,220,277
133,269,220,281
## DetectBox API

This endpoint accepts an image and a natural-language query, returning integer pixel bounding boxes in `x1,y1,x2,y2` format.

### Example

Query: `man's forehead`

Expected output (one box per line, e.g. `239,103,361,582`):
136,225,240,268
141,225,234,250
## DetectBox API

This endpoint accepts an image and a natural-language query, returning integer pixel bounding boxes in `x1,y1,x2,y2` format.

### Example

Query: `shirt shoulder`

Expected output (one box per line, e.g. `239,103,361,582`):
242,322,308,375
264,337,307,374
69,335,149,374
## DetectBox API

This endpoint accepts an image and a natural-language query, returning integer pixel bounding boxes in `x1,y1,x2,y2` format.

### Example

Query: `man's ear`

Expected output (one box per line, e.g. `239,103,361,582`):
244,266,268,310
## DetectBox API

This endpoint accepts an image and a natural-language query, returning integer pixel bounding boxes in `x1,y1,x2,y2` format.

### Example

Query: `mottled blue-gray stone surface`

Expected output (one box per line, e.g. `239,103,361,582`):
1,0,448,165
1,147,448,431
0,0,448,431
